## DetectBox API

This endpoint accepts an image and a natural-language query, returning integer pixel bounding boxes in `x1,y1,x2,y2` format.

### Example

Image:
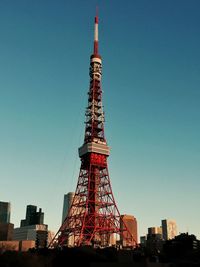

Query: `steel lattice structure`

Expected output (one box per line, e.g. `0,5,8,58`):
50,15,136,248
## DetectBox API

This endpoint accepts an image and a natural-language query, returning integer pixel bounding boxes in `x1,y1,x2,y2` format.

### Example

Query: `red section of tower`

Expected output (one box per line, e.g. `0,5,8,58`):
50,15,136,248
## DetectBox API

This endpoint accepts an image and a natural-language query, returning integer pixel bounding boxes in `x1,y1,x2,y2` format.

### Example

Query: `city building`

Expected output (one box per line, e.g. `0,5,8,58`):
62,192,74,223
164,233,200,252
146,233,164,254
140,236,147,246
47,230,55,246
162,219,177,240
0,223,14,241
0,240,19,252
0,201,13,241
148,227,162,236
14,205,48,248
109,233,116,246
146,226,163,254
0,201,11,223
120,215,138,247
20,205,44,227
14,224,48,249
0,240,35,252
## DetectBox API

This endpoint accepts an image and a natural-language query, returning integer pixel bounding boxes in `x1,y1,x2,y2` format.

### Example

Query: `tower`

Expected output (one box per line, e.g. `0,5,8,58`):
50,15,136,248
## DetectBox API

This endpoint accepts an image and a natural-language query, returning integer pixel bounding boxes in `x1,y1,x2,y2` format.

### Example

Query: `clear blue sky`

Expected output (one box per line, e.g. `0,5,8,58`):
0,0,200,239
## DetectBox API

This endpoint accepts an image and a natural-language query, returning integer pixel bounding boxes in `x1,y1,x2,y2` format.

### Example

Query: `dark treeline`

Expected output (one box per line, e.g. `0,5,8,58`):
1,247,118,267
0,234,200,267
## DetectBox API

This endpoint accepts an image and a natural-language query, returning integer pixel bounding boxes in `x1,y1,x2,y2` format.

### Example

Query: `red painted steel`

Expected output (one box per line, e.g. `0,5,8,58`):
49,15,136,248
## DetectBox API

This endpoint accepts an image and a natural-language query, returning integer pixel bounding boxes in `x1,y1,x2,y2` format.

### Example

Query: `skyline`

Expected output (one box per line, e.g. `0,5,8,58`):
0,0,200,239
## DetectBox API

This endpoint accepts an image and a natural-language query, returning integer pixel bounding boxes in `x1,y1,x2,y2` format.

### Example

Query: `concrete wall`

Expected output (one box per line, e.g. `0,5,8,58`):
0,240,35,252
0,241,19,251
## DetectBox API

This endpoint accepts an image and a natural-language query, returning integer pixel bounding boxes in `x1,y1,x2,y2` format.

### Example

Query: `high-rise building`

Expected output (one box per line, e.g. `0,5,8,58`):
0,201,11,223
62,192,74,223
14,204,47,248
146,226,163,252
0,201,13,241
20,205,44,227
162,219,177,240
140,236,147,246
148,227,162,236
120,215,138,246
0,223,14,241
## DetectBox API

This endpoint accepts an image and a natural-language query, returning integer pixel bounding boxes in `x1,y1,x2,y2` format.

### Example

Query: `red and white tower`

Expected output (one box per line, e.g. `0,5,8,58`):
50,15,136,248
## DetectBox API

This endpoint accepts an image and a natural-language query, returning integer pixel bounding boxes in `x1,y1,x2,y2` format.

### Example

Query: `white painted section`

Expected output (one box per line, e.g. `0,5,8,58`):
79,142,110,157
93,138,106,145
90,57,102,64
94,23,98,41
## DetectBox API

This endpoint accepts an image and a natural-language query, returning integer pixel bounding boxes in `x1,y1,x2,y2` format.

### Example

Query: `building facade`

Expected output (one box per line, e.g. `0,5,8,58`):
0,240,35,252
0,223,14,241
14,205,48,248
62,192,74,223
0,201,13,241
20,205,44,227
120,215,138,246
148,226,162,236
14,224,48,249
0,201,11,223
162,219,177,240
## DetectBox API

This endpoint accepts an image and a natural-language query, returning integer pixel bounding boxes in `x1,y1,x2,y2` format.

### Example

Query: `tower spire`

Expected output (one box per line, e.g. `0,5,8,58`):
49,14,137,249
94,13,99,55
